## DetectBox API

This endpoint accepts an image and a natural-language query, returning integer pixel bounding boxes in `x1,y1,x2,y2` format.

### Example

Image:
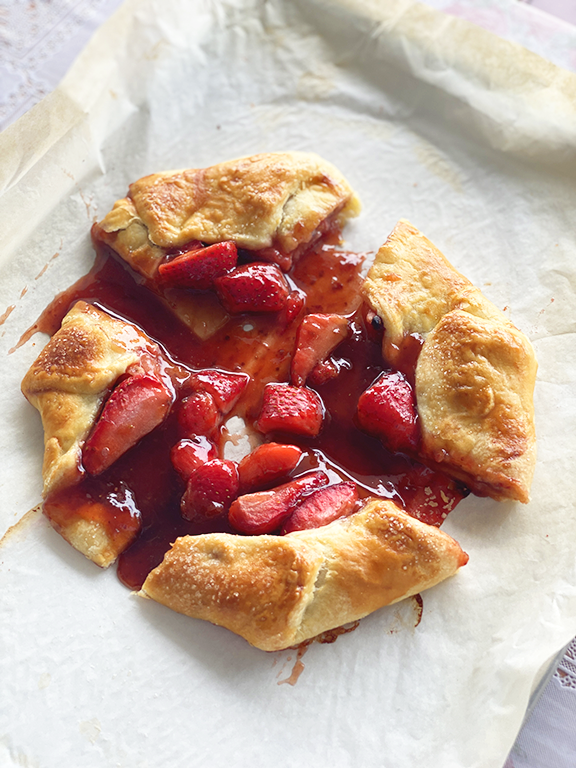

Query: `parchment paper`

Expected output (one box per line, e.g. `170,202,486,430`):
1,1,576,766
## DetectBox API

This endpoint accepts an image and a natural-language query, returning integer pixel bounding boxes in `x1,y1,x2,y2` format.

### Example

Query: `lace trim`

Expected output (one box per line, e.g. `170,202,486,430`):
553,638,576,690
0,0,115,131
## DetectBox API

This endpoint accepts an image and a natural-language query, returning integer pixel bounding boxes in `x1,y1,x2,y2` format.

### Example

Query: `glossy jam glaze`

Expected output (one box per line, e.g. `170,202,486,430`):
36,237,466,589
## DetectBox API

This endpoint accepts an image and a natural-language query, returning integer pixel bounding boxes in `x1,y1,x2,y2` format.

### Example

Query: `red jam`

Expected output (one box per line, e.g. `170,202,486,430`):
35,235,467,590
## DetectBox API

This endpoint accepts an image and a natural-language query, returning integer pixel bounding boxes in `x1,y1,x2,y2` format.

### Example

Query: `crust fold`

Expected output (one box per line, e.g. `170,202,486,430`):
21,301,168,566
363,220,537,503
95,152,361,279
21,301,152,495
141,499,468,651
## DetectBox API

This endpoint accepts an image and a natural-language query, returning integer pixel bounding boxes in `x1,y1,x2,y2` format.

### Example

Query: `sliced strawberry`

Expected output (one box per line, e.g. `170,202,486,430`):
168,239,203,255
181,459,240,520
228,471,329,535
158,241,238,289
178,392,220,438
192,369,250,414
83,374,173,475
281,290,306,327
281,481,359,534
214,264,290,313
308,358,340,387
398,465,467,527
255,383,324,437
238,442,303,493
357,371,419,453
250,246,292,272
170,437,218,482
291,313,349,387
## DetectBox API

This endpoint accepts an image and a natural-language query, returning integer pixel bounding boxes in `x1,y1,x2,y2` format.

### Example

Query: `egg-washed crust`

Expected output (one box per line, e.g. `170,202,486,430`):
94,152,361,280
21,301,172,567
363,219,537,503
141,498,468,651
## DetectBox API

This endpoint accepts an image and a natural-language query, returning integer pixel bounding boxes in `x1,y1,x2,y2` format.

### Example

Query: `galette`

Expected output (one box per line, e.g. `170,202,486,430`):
21,152,536,651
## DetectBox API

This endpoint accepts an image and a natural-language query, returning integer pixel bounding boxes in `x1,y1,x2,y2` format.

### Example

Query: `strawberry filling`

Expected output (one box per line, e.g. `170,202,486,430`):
255,383,325,437
228,471,329,535
177,391,221,438
191,369,249,414
181,459,240,521
158,241,238,289
238,442,303,493
281,481,359,534
38,225,469,591
170,437,218,482
357,371,419,453
214,264,290,313
290,313,350,387
83,373,174,476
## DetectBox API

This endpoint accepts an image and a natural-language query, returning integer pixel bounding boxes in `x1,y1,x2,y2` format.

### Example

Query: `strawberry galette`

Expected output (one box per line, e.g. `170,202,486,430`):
22,152,536,651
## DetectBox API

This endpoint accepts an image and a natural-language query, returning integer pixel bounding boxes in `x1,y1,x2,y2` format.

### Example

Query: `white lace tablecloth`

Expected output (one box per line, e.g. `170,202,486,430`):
505,642,576,768
0,0,124,131
1,1,575,765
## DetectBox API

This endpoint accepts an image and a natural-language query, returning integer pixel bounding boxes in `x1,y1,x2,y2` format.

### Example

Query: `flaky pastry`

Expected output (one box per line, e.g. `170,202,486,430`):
141,498,468,651
95,152,361,280
21,301,174,566
363,219,537,503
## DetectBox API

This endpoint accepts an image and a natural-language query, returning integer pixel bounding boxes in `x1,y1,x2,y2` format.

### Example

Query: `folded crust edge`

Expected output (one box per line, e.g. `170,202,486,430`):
140,498,468,651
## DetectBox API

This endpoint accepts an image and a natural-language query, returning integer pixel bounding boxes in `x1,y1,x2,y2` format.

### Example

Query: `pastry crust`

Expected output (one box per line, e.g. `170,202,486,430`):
21,302,151,494
95,152,361,279
416,310,537,502
141,498,468,651
21,301,172,566
363,219,537,503
362,220,505,365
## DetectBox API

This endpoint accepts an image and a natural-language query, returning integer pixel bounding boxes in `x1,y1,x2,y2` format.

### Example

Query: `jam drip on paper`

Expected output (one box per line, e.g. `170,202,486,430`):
35,236,467,590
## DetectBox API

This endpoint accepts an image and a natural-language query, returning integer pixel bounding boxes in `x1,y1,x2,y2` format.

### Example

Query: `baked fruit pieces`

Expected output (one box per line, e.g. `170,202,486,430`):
21,152,536,651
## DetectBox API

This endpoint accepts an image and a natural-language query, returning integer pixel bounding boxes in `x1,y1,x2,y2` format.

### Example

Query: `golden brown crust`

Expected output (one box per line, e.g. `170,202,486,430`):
362,219,504,365
21,301,152,494
21,301,167,565
60,518,124,569
416,310,537,502
363,219,537,503
95,152,361,278
141,499,468,651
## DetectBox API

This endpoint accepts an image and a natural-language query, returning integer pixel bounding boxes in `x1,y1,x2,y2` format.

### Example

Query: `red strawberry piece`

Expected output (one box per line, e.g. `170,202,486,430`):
356,371,419,452
255,383,324,437
228,471,329,535
290,313,349,387
83,374,173,475
308,358,340,387
282,290,306,327
397,465,467,527
181,459,240,520
158,241,238,289
251,246,292,272
192,369,250,414
238,442,303,493
178,392,220,438
181,239,203,250
170,436,218,482
281,481,359,534
214,264,290,313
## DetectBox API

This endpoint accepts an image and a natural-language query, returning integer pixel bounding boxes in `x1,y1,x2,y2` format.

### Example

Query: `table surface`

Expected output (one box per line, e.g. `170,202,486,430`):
1,1,575,766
